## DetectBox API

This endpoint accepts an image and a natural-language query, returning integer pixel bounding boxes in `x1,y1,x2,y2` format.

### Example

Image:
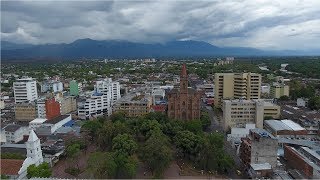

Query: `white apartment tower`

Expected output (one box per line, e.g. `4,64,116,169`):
96,78,121,104
13,77,38,103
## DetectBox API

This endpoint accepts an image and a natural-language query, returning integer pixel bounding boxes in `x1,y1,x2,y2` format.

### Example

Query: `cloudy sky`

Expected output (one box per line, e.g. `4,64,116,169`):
1,0,320,50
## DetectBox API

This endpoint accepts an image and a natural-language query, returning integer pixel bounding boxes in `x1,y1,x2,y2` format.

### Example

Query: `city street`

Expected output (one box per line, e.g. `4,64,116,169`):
202,104,246,179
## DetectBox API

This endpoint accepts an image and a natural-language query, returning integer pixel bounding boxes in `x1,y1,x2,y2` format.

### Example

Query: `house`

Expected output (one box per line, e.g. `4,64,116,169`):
2,124,29,143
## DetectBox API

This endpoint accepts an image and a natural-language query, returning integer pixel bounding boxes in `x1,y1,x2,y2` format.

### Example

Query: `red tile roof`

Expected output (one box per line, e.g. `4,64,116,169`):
150,105,167,112
0,159,24,175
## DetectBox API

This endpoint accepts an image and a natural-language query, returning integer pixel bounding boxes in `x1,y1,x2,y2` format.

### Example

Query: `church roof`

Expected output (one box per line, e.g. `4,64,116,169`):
28,130,39,142
0,159,24,175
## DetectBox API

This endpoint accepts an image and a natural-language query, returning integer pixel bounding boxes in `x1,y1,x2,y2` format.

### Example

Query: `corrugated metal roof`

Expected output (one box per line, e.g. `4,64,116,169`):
281,120,305,131
264,120,291,131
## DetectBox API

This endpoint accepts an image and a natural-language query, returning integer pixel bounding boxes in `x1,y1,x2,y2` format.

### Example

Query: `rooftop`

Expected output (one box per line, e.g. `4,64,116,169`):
281,119,305,131
45,115,70,125
30,118,47,124
0,159,24,175
3,124,22,132
250,163,272,171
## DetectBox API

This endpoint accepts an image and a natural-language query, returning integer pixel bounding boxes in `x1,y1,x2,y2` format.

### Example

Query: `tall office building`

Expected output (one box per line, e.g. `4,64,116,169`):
214,73,261,107
96,78,121,105
13,77,38,103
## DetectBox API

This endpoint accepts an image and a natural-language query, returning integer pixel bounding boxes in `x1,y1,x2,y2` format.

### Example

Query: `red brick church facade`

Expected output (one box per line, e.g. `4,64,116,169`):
167,64,201,121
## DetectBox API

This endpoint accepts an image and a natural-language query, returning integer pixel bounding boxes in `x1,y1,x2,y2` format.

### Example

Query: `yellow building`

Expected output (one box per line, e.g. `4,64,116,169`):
214,73,261,107
15,102,37,121
113,94,152,117
222,99,280,130
57,96,77,115
270,83,289,99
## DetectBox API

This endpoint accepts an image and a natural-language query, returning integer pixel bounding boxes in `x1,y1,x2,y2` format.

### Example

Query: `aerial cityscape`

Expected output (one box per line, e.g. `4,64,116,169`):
1,0,320,179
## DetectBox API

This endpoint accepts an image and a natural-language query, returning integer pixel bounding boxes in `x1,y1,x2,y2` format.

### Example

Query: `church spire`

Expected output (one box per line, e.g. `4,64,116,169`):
181,63,187,77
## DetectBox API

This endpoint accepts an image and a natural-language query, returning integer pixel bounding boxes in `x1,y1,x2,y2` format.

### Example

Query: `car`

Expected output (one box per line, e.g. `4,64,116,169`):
236,170,242,176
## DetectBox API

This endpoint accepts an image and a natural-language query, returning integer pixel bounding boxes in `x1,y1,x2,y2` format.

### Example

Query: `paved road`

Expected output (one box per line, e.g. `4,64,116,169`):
202,104,246,179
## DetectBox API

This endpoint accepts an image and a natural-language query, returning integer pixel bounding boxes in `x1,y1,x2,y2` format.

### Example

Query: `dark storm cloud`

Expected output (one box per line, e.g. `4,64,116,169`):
1,0,320,50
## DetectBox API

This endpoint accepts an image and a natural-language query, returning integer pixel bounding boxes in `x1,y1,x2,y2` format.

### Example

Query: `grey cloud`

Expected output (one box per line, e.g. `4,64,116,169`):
1,0,320,50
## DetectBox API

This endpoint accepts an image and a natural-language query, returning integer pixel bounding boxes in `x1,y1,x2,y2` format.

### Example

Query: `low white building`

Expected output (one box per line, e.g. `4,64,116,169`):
36,115,71,135
297,98,308,107
261,84,270,94
227,124,256,146
41,81,63,93
37,99,46,118
29,118,47,130
78,92,112,120
2,124,29,143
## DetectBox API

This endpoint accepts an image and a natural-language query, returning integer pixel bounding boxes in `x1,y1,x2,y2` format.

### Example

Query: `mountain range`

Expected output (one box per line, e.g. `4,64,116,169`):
1,39,319,60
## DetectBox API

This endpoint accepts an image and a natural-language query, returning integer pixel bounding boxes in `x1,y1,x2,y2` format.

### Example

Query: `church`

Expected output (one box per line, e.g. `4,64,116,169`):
167,64,201,121
0,130,44,179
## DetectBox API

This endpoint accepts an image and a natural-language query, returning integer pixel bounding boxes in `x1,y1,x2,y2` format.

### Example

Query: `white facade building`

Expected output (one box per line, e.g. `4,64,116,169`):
29,118,47,130
41,81,63,93
96,78,121,105
37,99,46,118
227,124,256,146
13,77,38,103
2,124,29,143
36,115,71,135
78,92,112,120
297,98,308,107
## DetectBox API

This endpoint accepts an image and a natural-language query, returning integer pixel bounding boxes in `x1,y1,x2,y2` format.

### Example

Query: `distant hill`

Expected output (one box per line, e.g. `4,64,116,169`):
1,39,319,59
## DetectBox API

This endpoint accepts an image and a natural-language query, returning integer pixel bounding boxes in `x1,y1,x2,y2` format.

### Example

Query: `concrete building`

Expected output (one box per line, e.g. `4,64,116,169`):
270,83,289,99
13,77,38,103
222,99,280,130
227,124,256,146
167,64,201,121
40,80,63,93
297,98,308,107
96,78,121,105
69,80,81,96
56,96,77,115
284,145,320,179
36,115,72,135
264,119,308,138
78,92,111,120
214,73,261,107
29,118,47,130
113,93,153,117
2,124,29,143
239,129,278,169
37,99,46,118
45,98,61,120
15,102,37,121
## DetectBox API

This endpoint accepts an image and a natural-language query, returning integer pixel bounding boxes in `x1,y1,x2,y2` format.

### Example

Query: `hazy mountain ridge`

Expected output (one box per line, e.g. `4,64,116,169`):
1,39,319,59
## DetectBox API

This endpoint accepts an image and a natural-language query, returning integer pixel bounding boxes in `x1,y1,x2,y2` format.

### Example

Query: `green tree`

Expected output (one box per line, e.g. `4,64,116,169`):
308,96,320,110
114,153,138,179
112,134,137,157
88,152,117,178
140,129,172,178
110,112,126,122
66,143,81,169
140,119,162,138
27,162,52,179
184,120,203,134
81,120,102,139
200,111,211,130
174,130,203,160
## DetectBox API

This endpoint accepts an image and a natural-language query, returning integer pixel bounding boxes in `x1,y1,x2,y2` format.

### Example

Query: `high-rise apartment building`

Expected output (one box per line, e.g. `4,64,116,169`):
214,73,261,107
13,77,38,103
40,80,63,93
222,99,280,130
96,78,121,105
69,80,81,96
78,92,111,120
